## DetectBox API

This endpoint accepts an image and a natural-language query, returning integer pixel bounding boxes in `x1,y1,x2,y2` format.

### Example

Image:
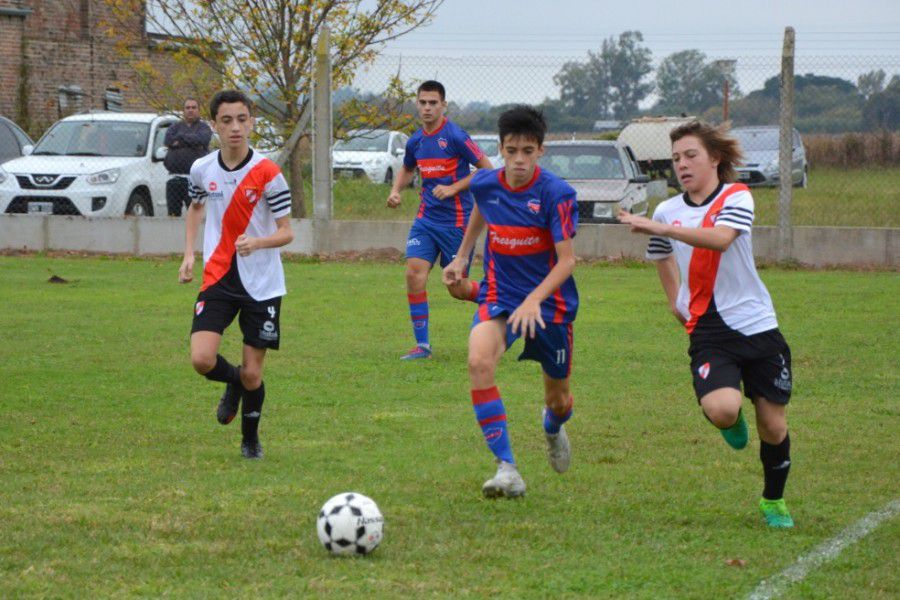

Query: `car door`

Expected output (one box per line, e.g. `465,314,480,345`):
791,130,804,183
0,120,21,164
149,121,173,212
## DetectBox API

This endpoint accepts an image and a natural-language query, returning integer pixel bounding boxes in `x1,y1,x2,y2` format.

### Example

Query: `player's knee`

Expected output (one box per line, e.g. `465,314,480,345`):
703,404,740,429
191,353,216,375
240,367,262,390
405,268,427,288
545,390,570,415
757,413,787,442
467,353,495,380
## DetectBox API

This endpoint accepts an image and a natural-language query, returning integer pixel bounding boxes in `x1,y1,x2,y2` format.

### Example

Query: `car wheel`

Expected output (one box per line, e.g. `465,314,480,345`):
384,167,393,185
125,190,152,216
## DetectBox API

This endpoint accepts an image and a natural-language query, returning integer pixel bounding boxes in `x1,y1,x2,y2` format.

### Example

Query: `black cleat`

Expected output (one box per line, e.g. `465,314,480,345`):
216,382,242,425
241,438,264,460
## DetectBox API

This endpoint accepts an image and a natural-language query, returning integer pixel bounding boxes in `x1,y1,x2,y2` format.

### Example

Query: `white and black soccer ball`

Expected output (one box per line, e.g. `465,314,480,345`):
316,492,384,556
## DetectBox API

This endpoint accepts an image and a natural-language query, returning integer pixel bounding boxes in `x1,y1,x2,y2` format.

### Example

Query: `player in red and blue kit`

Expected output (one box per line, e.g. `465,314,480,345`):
387,81,494,360
443,106,578,498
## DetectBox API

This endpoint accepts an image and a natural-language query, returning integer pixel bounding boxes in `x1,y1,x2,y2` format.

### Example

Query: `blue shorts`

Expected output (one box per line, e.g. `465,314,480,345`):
406,219,472,271
472,303,574,380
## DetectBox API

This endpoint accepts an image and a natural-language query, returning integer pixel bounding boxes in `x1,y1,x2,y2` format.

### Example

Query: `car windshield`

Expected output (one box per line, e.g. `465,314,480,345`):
538,145,625,180
474,138,499,156
733,129,780,152
334,132,390,152
33,121,150,157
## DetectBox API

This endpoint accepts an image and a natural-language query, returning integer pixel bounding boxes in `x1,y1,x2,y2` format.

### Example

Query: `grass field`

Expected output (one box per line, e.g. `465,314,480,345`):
1,256,898,598
305,167,900,228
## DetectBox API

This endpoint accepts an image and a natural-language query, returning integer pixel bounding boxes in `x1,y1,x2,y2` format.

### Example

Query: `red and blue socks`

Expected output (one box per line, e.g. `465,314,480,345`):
472,386,514,464
408,291,430,347
760,431,791,500
543,397,573,434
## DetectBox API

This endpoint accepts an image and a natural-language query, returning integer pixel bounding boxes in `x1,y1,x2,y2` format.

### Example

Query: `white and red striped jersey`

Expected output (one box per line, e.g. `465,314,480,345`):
645,182,778,337
188,149,292,301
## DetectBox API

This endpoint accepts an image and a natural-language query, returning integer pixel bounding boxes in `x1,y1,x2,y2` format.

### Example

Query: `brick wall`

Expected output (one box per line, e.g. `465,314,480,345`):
0,0,218,137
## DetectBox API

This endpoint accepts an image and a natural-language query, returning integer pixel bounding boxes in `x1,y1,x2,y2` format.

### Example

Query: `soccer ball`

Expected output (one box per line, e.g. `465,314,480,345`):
316,492,384,556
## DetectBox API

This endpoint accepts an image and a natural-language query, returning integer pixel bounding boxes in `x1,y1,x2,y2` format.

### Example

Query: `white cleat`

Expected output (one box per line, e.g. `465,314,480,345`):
481,460,526,499
543,409,571,473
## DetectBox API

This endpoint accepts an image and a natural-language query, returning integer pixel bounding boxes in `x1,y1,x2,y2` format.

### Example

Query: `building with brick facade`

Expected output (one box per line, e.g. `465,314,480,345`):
0,0,211,138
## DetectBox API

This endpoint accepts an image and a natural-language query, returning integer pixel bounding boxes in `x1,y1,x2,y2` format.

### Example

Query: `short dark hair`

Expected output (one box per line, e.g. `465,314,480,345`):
417,80,446,101
183,97,200,107
209,90,253,120
670,120,743,183
498,105,547,146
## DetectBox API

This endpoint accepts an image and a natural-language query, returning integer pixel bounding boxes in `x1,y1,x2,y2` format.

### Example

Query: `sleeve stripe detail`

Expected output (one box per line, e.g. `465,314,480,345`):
266,190,291,202
717,215,752,227
720,205,753,216
269,200,291,213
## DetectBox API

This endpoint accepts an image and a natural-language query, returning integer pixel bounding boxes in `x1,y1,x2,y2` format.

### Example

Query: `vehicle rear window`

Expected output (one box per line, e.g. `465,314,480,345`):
539,145,625,180
334,132,390,152
33,121,150,157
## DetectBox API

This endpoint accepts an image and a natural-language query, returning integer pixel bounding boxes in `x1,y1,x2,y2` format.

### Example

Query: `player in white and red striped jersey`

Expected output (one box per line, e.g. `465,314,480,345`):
178,90,294,460
619,120,795,528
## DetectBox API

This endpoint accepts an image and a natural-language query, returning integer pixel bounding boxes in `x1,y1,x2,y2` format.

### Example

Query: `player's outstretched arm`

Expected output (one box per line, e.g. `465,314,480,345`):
443,206,485,286
508,238,577,339
655,255,686,325
433,156,494,200
179,201,204,283
618,210,739,252
236,215,294,256
386,166,415,208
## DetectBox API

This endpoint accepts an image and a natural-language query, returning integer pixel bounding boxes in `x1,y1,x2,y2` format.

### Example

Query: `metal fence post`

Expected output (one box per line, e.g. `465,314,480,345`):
312,26,333,223
778,27,795,261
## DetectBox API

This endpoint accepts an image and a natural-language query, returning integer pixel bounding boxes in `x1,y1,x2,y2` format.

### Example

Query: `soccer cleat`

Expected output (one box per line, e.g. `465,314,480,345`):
241,438,264,460
720,409,749,450
482,460,526,499
759,497,794,528
400,344,432,360
216,382,242,425
542,409,571,473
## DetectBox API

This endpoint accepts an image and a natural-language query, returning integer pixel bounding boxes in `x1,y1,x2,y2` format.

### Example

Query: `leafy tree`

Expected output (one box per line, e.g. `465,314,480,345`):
554,31,653,120
654,50,739,115
862,74,900,131
857,69,887,100
101,0,443,217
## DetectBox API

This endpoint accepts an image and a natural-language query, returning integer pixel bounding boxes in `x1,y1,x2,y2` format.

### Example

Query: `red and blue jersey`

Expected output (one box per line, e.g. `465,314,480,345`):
404,118,484,228
471,166,579,324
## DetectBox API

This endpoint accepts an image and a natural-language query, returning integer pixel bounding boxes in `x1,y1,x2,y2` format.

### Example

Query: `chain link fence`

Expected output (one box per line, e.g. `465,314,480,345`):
1,48,897,228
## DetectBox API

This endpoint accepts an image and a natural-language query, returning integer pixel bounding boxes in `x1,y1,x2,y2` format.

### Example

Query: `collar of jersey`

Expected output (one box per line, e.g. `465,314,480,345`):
682,181,724,208
217,148,254,172
497,166,541,193
422,117,448,137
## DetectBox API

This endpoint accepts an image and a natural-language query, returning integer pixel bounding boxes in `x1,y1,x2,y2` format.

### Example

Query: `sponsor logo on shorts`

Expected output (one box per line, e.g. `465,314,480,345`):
487,197,500,205
259,320,278,341
527,198,541,213
407,237,421,246
195,301,205,315
698,362,710,380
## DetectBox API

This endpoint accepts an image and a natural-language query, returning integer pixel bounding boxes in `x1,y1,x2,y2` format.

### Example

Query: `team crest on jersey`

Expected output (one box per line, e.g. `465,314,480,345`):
672,220,682,227
208,181,217,192
195,301,205,315
437,137,449,150
527,198,541,214
698,362,710,380
245,189,260,204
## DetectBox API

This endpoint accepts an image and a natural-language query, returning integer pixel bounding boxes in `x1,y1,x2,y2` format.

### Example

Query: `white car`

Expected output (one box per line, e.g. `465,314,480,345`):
470,134,502,170
0,112,178,216
332,129,408,185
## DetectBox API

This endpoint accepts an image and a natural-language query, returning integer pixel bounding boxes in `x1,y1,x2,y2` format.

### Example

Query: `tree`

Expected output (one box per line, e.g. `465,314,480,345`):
102,0,443,217
858,69,887,100
654,50,739,115
553,31,653,120
862,74,900,131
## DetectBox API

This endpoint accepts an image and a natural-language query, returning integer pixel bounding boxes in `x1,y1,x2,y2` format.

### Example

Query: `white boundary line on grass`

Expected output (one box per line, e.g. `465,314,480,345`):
747,498,900,600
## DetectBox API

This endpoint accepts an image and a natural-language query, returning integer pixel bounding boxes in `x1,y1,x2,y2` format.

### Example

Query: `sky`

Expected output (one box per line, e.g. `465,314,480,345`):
352,0,900,105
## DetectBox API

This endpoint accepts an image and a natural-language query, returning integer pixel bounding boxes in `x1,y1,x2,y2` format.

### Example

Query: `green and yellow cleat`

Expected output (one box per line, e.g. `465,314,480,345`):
720,409,749,450
759,497,794,528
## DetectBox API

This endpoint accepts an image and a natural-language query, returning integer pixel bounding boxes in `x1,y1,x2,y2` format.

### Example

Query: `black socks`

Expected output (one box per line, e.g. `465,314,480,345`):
242,381,265,443
204,354,241,386
760,431,791,500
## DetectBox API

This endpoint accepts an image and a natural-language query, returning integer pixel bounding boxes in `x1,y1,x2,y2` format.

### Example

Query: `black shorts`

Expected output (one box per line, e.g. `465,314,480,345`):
190,284,282,350
688,328,792,405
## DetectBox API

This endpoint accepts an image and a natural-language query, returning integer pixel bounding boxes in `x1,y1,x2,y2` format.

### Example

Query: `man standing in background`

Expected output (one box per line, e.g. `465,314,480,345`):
165,98,213,216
